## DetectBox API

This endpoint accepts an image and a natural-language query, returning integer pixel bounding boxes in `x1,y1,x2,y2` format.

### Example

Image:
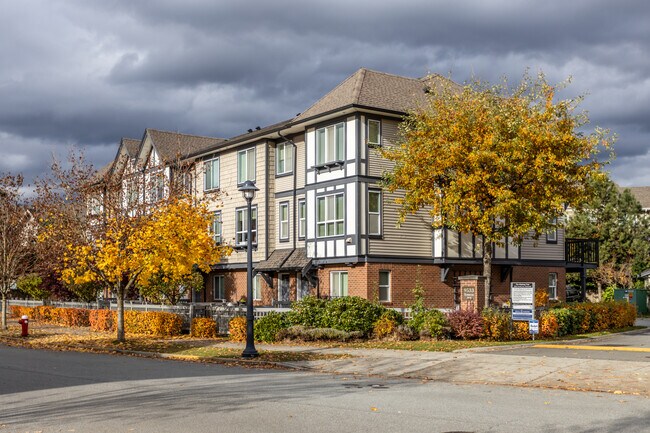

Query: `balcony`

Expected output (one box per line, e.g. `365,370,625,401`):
565,238,599,268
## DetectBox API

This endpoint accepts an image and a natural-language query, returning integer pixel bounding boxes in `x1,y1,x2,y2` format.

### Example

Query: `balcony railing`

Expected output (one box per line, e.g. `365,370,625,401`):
565,238,599,266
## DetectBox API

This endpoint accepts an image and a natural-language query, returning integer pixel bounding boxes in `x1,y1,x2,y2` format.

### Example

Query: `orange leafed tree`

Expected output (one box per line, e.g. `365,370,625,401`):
381,72,614,306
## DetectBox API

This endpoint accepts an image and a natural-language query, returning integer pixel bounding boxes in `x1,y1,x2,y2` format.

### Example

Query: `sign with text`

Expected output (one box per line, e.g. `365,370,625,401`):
529,319,539,334
511,282,535,322
462,286,476,300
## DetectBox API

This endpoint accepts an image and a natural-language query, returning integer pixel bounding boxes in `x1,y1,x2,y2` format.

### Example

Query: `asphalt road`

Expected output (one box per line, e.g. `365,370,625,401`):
1,345,648,433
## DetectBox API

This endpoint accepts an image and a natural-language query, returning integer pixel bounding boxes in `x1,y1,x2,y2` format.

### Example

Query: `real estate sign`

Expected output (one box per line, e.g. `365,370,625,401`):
511,282,535,321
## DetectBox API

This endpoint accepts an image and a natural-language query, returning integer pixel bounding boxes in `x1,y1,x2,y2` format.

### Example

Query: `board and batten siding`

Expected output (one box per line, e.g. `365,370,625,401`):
368,189,432,258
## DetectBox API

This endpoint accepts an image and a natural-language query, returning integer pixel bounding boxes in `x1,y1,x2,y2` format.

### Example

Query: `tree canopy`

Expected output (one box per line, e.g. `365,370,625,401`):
381,72,614,304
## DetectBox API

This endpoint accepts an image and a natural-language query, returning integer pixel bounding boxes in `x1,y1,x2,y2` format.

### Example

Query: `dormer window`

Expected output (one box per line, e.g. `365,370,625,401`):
316,123,345,165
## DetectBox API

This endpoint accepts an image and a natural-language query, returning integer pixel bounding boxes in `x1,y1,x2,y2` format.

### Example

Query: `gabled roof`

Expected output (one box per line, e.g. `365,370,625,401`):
121,138,141,158
294,68,450,122
623,186,650,210
145,129,225,162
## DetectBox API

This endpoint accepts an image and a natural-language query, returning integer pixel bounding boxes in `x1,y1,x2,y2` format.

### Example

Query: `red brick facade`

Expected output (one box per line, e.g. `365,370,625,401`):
203,262,566,309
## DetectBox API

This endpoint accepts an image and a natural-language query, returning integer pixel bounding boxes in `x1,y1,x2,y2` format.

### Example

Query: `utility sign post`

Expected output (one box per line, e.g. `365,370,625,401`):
511,282,535,322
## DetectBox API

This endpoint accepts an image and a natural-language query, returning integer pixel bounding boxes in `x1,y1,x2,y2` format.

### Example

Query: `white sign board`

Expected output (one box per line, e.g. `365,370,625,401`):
529,319,539,334
511,282,535,305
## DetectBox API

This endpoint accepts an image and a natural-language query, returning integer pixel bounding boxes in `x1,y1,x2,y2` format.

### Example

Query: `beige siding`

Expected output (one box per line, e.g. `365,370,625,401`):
368,189,432,257
295,134,306,189
520,228,565,261
368,118,399,178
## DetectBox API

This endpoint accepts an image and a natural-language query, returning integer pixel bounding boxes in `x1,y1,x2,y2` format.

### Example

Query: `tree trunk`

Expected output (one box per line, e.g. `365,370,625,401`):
483,239,492,308
116,285,125,342
1,292,7,330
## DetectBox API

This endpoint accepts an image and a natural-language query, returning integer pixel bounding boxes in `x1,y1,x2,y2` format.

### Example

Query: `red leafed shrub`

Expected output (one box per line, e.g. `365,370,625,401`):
446,309,484,340
89,310,116,332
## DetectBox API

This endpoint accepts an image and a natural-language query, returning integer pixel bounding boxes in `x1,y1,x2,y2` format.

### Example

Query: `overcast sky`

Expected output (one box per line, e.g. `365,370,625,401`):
1,0,649,188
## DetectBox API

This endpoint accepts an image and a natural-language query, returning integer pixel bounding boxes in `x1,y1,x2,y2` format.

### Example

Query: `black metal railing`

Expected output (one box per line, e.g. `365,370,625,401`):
565,238,599,265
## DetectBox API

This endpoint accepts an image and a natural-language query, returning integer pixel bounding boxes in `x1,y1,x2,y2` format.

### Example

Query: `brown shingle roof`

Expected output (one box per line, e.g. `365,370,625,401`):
146,129,225,162
121,138,141,158
282,248,311,272
294,68,452,122
255,249,294,273
623,186,650,210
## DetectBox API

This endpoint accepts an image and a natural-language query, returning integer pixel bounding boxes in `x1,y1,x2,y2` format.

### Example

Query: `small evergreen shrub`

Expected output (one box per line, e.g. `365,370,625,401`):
254,311,291,342
446,309,484,340
277,325,362,342
320,296,384,336
289,296,327,327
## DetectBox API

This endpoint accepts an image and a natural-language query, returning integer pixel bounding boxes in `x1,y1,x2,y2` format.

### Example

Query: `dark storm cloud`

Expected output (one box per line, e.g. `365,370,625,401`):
1,0,649,186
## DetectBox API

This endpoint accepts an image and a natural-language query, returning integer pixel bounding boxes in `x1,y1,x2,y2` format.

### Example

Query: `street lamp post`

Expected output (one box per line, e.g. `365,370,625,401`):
239,180,259,358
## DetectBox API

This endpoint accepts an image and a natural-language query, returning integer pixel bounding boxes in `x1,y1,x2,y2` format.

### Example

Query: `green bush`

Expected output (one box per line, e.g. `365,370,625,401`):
254,312,291,342
289,296,328,327
482,308,511,341
277,325,362,342
320,296,385,336
418,309,448,339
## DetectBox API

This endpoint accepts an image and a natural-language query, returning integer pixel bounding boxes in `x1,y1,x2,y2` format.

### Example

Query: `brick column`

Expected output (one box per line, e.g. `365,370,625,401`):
458,275,486,312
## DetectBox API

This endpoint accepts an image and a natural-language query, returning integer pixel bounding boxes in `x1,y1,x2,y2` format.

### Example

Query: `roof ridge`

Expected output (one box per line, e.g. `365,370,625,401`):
352,68,366,104
293,68,367,120
361,68,422,82
145,128,225,141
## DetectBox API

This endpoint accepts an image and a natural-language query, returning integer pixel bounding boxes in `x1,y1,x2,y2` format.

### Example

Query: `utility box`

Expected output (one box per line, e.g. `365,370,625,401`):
614,289,649,315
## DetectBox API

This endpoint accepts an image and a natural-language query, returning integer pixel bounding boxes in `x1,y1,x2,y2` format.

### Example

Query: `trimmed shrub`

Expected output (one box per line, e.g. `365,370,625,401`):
289,296,328,327
394,324,417,341
512,320,531,340
89,310,116,332
320,296,384,336
482,308,511,341
540,311,559,338
254,312,291,343
58,308,90,327
191,318,217,338
446,309,484,340
277,325,362,342
228,316,247,342
123,311,182,336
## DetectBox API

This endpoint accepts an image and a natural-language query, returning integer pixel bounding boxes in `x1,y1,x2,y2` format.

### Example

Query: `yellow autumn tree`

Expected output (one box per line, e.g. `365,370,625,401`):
381,72,614,306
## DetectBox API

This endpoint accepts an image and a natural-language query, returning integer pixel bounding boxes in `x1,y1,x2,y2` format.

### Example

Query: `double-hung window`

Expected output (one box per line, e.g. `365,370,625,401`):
276,142,293,175
211,211,222,244
214,275,225,301
298,199,306,239
204,157,219,191
368,189,382,236
546,217,558,243
330,271,348,297
235,206,258,246
367,119,381,146
316,123,345,165
379,271,390,302
253,274,262,301
279,202,289,241
238,147,256,184
317,193,344,237
548,272,558,300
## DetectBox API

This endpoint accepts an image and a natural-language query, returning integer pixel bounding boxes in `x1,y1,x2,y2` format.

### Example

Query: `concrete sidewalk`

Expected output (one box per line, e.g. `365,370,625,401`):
216,319,650,396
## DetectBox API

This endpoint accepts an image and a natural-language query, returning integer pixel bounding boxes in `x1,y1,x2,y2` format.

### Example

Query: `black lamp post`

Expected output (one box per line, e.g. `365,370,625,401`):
239,180,259,358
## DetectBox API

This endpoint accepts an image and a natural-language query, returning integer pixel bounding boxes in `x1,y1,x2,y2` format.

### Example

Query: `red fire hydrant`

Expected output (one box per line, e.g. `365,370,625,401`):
18,315,28,337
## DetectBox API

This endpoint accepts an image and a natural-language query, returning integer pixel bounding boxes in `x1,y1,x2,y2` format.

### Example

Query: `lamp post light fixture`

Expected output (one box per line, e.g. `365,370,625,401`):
239,180,259,358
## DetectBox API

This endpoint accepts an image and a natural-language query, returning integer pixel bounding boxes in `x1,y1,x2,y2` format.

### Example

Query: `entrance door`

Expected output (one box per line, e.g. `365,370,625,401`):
278,274,290,305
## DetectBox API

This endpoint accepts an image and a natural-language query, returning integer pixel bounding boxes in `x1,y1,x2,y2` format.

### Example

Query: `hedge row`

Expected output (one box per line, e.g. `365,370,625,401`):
10,306,183,337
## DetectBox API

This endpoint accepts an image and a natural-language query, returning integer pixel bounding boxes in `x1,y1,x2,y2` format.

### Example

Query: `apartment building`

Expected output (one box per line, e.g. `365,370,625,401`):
106,68,593,308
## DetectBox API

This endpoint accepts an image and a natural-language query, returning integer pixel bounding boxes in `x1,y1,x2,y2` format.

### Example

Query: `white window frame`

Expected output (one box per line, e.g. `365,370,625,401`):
298,199,306,239
368,189,382,236
279,202,289,241
316,193,345,238
211,211,222,244
546,217,558,243
235,206,258,246
214,275,225,301
367,119,381,146
330,271,348,298
548,272,558,300
237,147,256,184
253,274,262,301
379,270,391,302
204,157,220,191
276,142,293,175
316,122,345,165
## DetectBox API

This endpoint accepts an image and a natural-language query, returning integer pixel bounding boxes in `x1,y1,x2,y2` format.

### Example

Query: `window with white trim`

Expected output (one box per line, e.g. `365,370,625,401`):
330,271,348,297
237,147,256,184
317,193,345,237
253,274,262,301
367,119,380,146
276,142,293,175
368,189,381,236
379,271,390,302
279,202,289,241
316,123,345,165
546,218,558,243
204,157,220,191
235,206,258,246
214,275,225,301
211,211,222,244
548,272,558,300
298,199,306,239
